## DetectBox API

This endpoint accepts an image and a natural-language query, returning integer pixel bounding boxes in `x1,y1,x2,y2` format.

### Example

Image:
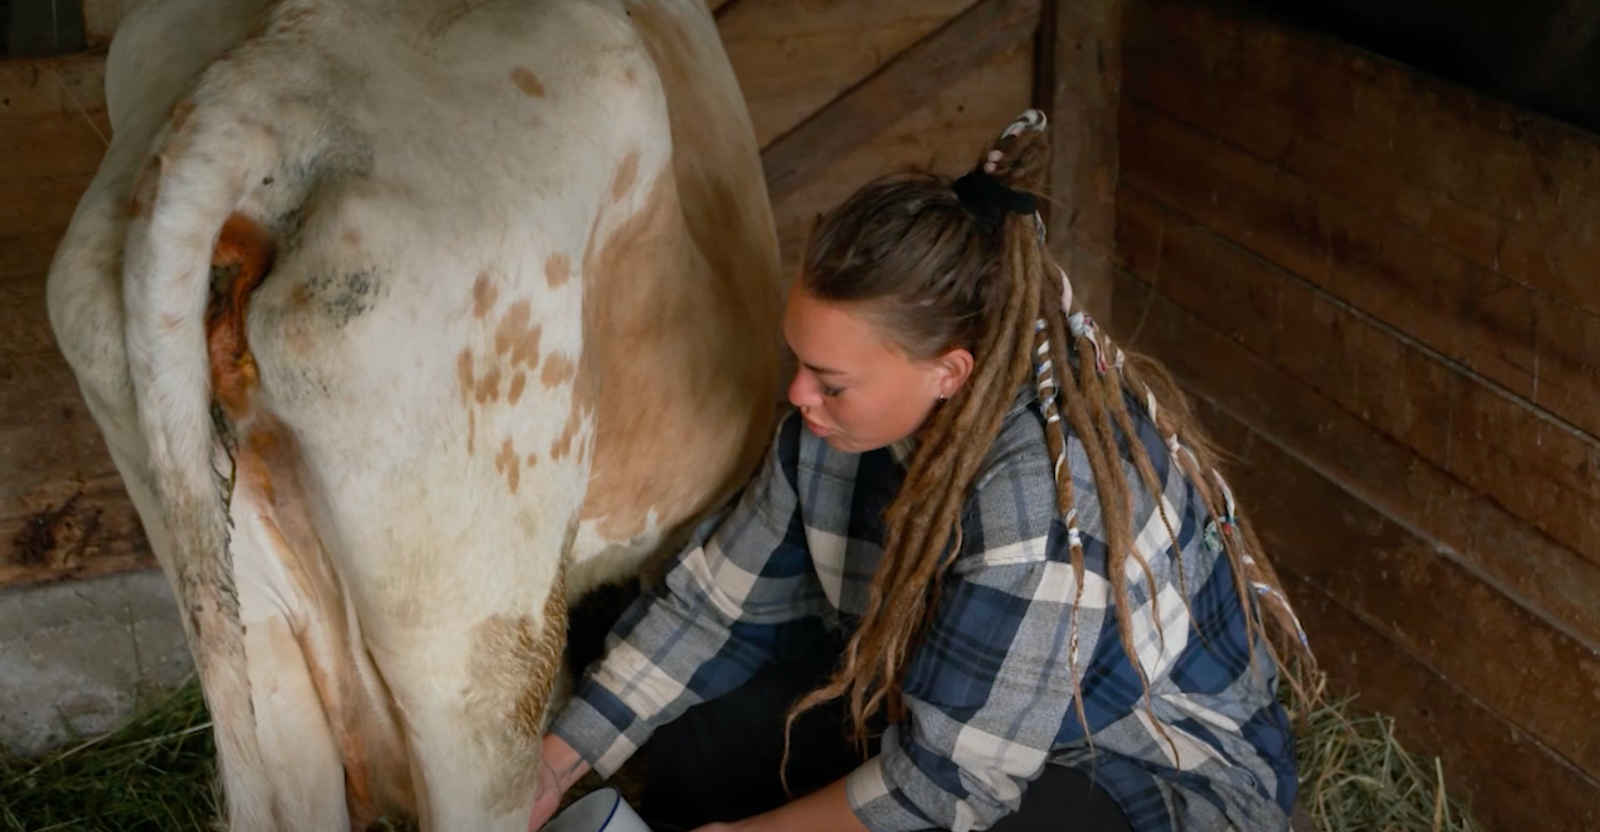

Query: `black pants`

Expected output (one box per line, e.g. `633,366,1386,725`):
637,627,1131,831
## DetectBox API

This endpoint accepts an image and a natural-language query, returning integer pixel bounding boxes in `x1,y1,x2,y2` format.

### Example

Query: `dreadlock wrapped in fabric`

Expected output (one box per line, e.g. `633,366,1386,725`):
783,108,1319,785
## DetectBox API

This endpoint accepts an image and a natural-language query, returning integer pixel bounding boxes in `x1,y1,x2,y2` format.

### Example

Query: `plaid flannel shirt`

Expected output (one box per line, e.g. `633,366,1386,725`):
553,389,1296,831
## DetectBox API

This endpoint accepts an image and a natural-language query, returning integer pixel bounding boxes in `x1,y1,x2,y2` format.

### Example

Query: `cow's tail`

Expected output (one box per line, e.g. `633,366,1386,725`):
120,87,320,830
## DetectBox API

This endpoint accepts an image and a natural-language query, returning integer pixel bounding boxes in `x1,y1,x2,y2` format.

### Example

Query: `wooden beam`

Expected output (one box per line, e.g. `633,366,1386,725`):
760,0,1042,204
1044,0,1123,326
722,0,981,149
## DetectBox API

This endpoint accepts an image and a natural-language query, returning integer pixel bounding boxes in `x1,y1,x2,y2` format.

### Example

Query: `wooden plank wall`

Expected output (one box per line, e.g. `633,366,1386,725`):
1113,1,1600,829
0,56,154,587
0,0,1036,582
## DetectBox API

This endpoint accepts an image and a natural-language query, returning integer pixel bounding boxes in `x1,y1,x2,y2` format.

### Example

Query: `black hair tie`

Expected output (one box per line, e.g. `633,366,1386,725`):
952,168,1037,234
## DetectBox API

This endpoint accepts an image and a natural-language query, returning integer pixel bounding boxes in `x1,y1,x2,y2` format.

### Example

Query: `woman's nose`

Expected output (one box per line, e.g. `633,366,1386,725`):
788,370,819,409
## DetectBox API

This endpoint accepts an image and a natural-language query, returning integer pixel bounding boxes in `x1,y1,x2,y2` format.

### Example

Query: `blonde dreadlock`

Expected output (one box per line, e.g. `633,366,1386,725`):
782,110,1318,786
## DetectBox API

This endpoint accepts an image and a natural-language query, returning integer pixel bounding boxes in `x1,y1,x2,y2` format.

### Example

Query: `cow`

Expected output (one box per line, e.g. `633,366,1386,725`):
44,0,782,828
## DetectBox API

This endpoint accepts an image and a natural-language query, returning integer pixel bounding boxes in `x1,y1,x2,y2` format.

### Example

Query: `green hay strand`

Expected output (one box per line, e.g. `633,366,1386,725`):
3,677,1481,831
1283,680,1481,832
1,678,219,832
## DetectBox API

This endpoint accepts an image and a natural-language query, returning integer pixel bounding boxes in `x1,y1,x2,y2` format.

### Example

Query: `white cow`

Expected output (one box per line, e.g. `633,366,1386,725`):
45,0,781,828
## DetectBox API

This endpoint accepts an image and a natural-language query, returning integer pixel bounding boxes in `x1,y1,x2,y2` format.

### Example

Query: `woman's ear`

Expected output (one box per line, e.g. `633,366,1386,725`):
934,347,975,398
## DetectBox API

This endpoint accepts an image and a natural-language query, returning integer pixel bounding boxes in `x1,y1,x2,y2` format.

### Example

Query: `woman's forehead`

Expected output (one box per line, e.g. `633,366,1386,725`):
784,287,905,372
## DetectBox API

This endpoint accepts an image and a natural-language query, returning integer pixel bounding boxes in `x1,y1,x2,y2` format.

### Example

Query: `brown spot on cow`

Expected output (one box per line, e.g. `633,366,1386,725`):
510,66,546,98
574,165,775,540
457,349,475,405
464,568,567,812
494,438,520,494
628,0,779,303
545,253,571,288
467,409,476,455
525,452,538,468
473,272,498,319
565,3,781,543
475,365,502,404
494,300,541,369
507,371,527,405
550,409,581,461
342,228,361,246
540,353,576,388
610,150,639,201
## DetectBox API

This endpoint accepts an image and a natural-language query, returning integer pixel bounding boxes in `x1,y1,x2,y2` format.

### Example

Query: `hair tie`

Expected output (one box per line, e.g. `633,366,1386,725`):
952,168,1037,234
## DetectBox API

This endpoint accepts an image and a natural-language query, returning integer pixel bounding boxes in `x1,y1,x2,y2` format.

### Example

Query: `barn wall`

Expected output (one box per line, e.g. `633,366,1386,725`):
1114,1,1600,828
0,55,152,589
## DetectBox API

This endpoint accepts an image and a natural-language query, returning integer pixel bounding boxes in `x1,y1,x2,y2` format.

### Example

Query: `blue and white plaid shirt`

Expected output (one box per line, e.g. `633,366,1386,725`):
553,389,1296,831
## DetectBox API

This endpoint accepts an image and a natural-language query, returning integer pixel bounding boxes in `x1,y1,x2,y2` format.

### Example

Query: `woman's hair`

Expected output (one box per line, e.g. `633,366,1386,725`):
782,111,1320,778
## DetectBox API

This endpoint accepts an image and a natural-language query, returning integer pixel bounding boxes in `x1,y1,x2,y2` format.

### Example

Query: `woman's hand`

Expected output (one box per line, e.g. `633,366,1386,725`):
526,734,592,831
689,824,741,832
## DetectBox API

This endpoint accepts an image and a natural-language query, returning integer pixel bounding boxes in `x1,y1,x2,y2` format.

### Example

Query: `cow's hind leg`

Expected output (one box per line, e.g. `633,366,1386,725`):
235,592,349,829
367,575,568,832
225,417,418,829
227,447,352,830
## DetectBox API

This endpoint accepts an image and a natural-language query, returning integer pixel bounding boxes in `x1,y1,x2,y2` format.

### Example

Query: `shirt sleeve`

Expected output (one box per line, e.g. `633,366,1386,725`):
551,414,829,776
846,449,1112,831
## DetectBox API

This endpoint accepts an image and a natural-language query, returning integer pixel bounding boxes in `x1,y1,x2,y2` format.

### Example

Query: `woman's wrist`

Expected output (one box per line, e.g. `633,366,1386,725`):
541,733,591,792
528,734,593,830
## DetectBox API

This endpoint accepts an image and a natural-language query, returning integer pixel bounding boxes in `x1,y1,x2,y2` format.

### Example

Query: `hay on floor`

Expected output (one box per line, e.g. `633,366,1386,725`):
1287,686,1480,832
2,677,1480,831
1,679,217,832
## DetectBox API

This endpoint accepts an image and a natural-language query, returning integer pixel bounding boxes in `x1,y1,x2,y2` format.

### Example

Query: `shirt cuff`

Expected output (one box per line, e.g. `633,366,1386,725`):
845,754,943,832
549,682,649,778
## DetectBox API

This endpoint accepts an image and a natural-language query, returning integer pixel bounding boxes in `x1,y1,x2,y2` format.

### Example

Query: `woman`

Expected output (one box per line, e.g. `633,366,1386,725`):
528,110,1316,832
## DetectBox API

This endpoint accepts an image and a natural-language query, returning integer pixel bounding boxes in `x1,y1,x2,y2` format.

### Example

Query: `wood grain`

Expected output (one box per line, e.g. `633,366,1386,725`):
760,0,1043,204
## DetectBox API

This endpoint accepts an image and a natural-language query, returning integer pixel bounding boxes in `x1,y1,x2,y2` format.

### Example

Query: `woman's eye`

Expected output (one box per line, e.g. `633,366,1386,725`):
822,384,844,398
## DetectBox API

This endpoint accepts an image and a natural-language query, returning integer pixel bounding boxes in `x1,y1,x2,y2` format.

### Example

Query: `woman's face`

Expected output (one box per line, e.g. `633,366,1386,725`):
783,283,972,454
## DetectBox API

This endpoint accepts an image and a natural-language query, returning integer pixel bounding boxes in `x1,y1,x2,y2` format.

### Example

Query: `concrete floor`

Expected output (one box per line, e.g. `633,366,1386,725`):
0,569,193,756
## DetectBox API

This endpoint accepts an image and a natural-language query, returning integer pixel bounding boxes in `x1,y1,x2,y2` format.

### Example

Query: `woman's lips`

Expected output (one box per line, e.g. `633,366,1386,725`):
803,416,832,437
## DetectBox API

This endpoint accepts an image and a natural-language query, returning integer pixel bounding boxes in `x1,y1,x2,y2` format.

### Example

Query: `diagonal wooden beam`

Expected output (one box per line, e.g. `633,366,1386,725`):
759,0,1044,204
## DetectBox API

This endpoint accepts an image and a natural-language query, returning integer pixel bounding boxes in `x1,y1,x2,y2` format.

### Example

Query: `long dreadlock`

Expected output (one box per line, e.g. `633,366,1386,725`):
782,110,1319,785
